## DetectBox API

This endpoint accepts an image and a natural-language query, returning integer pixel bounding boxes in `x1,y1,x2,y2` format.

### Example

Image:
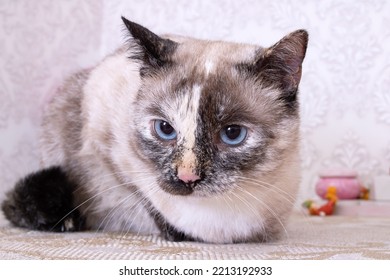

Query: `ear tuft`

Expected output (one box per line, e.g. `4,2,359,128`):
121,16,178,73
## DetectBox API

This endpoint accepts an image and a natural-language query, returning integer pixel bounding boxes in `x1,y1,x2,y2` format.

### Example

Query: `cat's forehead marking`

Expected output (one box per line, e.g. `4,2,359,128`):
174,84,202,171
204,60,214,76
177,84,201,146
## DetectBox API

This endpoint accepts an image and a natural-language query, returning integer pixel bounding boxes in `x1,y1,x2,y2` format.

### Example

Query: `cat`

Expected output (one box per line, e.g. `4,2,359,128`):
1,17,308,243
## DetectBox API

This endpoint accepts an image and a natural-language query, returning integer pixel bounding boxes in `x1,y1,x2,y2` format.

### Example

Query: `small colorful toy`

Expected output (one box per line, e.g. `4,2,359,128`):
302,186,338,216
359,186,370,200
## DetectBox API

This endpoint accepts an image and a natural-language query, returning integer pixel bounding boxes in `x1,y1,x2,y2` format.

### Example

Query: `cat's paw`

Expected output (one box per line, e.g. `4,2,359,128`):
1,166,85,232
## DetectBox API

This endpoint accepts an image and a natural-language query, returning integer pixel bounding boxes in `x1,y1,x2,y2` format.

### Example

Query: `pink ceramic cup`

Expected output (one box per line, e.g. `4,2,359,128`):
316,169,361,199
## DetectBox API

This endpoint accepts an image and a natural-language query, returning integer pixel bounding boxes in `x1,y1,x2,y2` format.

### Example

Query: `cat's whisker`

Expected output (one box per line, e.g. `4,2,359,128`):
84,182,156,246
235,186,290,242
96,189,141,234
236,175,314,228
122,193,158,240
228,190,261,222
60,172,153,233
50,177,150,232
236,175,308,216
228,190,268,241
221,193,237,213
236,175,297,205
120,185,161,240
68,169,154,197
94,176,156,233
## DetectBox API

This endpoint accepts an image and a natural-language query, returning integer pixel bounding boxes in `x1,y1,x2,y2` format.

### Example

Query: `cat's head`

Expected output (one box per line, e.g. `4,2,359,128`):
123,17,308,197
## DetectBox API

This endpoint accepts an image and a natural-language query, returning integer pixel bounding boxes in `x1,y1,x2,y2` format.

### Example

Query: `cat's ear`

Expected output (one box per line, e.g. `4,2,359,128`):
263,30,308,90
121,17,178,75
248,30,308,105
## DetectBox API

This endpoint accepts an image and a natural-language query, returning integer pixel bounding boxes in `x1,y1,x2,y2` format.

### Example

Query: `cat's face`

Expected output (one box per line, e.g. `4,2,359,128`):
124,18,308,197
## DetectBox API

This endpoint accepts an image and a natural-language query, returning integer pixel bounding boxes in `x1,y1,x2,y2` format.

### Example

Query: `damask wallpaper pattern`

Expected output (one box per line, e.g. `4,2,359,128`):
1,0,389,201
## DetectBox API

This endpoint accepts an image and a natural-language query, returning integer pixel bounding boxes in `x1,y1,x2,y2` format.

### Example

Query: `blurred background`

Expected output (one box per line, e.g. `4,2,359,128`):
0,0,389,203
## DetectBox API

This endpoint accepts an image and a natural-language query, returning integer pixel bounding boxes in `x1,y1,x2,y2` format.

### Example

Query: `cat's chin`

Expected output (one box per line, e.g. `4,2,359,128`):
159,180,231,198
158,180,195,196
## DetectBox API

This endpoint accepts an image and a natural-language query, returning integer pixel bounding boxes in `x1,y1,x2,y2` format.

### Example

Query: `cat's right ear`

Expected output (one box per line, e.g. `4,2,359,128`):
122,17,178,75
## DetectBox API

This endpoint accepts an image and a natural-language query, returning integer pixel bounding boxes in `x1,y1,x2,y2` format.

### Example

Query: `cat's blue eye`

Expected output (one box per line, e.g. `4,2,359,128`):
220,125,247,146
154,120,177,141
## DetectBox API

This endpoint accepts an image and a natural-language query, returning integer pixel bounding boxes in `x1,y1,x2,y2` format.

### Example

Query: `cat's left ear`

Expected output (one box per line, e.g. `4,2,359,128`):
252,30,308,97
122,17,178,75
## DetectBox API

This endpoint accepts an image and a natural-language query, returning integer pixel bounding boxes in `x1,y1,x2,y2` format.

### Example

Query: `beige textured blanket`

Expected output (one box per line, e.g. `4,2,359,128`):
1,212,389,260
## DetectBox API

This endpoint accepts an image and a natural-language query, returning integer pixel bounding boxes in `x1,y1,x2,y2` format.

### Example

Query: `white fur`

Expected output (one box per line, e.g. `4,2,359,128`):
79,52,159,234
204,60,214,76
175,84,202,146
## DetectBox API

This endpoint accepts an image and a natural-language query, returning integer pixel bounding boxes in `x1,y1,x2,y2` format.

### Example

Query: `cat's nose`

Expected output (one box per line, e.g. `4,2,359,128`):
179,173,201,184
177,168,201,184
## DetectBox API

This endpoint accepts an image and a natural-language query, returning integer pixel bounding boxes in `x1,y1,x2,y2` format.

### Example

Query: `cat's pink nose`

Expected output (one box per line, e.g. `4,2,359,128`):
177,168,200,183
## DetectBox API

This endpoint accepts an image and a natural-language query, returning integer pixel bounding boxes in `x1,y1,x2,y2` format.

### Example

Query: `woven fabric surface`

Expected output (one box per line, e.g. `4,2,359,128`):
1,212,389,260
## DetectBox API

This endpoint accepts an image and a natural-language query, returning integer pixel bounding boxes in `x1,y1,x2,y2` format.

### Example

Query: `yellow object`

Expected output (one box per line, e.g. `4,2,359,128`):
325,186,338,203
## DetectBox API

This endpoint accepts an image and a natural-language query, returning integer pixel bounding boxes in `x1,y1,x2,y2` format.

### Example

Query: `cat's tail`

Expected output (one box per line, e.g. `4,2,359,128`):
1,166,85,232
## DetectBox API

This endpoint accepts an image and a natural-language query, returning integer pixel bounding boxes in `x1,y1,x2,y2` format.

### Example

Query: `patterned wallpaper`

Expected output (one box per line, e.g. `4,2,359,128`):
0,0,103,201
1,0,389,202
